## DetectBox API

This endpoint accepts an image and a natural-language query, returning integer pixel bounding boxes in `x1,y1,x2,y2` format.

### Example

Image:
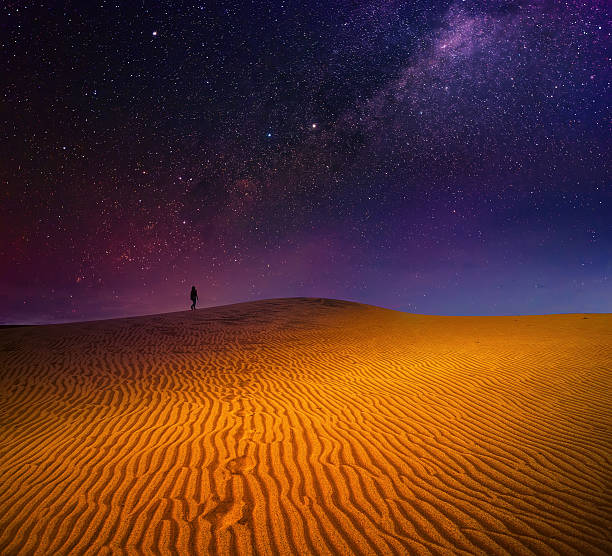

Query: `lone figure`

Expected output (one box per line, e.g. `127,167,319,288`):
190,286,198,310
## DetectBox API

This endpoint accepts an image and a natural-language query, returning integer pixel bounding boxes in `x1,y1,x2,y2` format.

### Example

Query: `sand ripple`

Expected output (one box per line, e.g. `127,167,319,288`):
0,298,610,554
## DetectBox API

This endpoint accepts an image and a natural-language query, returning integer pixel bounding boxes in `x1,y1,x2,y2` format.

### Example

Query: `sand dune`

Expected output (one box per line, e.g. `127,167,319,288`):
0,298,610,555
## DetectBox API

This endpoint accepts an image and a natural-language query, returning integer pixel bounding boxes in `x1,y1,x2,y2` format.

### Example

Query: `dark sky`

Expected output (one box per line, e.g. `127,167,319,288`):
1,0,610,323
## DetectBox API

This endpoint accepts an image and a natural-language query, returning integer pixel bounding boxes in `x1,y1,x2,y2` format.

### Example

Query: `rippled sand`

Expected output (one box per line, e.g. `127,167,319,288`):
0,298,610,555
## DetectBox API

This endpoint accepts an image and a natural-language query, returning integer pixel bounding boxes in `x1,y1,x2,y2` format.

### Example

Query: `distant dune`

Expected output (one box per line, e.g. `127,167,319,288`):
0,298,610,555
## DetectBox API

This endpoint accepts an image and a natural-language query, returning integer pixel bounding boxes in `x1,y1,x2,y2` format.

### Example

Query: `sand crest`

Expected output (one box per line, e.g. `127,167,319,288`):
0,298,610,555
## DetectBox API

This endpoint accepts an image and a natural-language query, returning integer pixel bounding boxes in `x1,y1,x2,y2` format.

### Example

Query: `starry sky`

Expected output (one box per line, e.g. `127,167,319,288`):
1,0,610,324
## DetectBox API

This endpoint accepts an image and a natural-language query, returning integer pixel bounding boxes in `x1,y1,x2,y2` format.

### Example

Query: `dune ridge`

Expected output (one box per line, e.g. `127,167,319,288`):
0,297,610,555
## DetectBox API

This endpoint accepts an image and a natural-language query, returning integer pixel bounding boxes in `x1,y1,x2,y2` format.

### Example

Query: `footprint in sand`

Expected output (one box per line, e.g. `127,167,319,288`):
202,495,251,530
226,455,253,475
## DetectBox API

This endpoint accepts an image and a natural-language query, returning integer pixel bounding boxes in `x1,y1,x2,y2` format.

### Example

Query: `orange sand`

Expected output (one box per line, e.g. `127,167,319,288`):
0,298,610,555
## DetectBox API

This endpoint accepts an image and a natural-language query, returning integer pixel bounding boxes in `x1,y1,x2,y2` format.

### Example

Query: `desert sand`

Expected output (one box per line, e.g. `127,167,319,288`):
0,297,610,555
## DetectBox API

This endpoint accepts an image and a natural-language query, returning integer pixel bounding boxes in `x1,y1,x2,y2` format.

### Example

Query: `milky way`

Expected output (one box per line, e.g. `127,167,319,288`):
1,0,609,323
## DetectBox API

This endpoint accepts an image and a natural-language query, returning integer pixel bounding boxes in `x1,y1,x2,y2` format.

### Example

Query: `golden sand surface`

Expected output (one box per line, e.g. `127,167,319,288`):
0,297,610,555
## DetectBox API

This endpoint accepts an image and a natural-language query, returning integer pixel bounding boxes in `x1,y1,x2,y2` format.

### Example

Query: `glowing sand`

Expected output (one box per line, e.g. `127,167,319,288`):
0,298,610,554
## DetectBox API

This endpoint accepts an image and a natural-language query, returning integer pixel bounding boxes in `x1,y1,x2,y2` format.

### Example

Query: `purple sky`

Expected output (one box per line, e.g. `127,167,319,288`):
1,1,610,323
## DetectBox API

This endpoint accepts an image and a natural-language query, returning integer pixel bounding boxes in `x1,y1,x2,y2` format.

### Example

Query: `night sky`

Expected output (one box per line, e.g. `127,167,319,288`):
1,1,610,324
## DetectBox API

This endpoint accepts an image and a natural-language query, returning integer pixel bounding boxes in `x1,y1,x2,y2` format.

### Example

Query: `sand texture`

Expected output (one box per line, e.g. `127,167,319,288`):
0,298,610,555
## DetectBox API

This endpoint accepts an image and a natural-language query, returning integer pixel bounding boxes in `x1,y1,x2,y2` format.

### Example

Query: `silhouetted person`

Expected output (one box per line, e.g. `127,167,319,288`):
190,286,198,310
